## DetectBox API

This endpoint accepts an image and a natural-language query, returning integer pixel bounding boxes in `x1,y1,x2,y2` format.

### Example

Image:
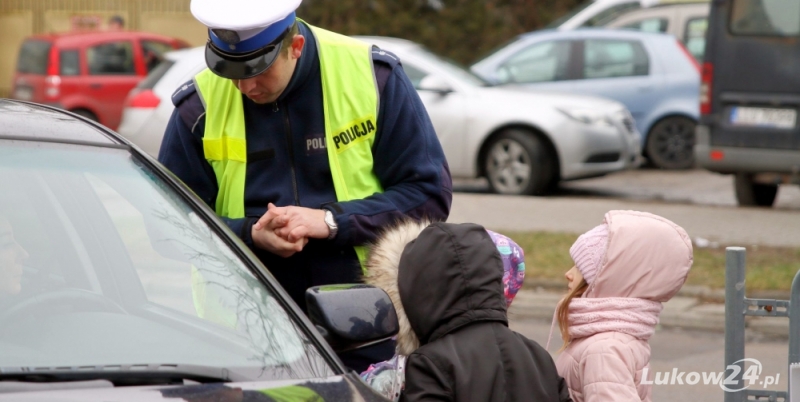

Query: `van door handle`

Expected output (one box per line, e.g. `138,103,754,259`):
90,83,103,89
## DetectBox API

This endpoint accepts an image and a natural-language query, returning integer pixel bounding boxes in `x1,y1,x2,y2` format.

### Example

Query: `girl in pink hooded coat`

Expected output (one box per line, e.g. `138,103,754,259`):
549,210,693,402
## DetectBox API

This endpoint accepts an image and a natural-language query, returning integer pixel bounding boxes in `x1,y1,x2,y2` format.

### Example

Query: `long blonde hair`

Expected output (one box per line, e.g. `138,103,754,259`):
556,279,588,351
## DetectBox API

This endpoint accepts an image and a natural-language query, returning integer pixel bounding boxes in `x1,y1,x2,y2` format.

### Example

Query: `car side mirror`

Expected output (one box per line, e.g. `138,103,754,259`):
305,284,399,353
418,75,453,95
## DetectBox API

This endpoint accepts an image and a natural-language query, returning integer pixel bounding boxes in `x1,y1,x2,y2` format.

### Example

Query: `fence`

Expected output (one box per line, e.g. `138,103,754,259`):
725,246,800,402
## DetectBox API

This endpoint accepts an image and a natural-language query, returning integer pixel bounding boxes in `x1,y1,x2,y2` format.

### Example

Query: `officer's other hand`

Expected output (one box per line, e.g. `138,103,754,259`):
251,222,307,258
271,206,329,242
253,203,289,231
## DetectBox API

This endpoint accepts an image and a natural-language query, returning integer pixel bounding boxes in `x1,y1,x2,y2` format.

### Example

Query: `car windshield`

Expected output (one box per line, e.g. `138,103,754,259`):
730,0,800,36
545,0,595,28
471,35,527,68
583,2,643,27
0,141,333,381
411,45,490,87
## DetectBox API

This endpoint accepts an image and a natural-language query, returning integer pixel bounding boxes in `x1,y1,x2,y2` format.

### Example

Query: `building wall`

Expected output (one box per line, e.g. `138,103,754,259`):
0,0,206,98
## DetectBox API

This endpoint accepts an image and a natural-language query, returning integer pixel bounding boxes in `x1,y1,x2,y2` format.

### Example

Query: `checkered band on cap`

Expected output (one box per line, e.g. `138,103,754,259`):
569,224,608,285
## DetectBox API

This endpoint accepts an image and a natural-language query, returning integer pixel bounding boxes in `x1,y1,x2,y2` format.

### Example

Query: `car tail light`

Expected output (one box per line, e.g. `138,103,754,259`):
710,150,724,161
44,75,61,100
700,62,713,116
125,89,161,108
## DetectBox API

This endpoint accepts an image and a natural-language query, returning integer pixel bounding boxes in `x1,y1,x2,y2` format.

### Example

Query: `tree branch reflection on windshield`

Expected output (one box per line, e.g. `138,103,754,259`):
148,206,332,380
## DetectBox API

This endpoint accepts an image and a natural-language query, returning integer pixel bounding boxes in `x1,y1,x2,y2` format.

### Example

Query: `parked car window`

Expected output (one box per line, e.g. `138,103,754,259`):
730,0,800,36
684,17,708,62
137,59,175,90
16,40,51,75
88,41,135,75
0,141,333,379
583,2,642,27
497,40,571,84
402,63,429,88
621,17,669,33
141,40,174,73
59,50,80,76
583,39,649,79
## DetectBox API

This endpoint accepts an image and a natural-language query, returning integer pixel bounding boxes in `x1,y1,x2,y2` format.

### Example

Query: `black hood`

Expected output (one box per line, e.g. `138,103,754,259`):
398,222,508,347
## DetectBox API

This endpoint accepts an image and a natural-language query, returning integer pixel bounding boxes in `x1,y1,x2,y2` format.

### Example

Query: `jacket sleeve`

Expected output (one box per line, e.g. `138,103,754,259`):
158,106,256,246
401,353,452,402
326,60,453,248
580,342,640,402
559,376,573,402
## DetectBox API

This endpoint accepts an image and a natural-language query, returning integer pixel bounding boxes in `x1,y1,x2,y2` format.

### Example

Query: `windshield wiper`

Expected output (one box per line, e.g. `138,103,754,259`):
0,364,245,388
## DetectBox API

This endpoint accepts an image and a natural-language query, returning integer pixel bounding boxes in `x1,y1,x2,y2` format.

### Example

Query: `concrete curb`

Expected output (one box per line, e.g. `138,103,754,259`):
509,288,790,340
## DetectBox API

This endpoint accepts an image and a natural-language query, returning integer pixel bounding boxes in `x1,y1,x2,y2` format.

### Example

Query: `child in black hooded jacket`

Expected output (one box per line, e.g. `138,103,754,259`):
364,220,571,402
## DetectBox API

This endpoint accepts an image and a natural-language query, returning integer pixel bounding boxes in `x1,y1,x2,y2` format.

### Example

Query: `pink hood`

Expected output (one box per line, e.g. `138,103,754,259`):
585,210,693,301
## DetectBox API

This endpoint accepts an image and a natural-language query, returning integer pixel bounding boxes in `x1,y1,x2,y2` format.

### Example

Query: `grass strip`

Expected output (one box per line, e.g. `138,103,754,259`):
500,230,800,291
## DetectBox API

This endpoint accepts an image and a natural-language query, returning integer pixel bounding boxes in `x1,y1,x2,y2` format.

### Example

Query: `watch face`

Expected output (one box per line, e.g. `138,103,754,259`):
325,211,337,228
324,210,337,240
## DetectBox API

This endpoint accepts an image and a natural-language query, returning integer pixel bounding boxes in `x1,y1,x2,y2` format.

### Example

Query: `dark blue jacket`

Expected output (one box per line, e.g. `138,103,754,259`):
158,22,452,310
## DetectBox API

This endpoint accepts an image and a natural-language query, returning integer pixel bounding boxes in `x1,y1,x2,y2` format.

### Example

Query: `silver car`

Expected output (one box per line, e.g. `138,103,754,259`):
117,47,208,158
360,36,641,195
118,39,640,195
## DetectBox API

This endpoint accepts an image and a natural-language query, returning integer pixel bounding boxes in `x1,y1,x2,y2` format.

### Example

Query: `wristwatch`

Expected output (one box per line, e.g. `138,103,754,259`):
324,209,338,240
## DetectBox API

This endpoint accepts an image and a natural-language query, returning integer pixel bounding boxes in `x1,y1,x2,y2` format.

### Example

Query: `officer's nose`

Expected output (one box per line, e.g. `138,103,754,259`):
236,77,258,94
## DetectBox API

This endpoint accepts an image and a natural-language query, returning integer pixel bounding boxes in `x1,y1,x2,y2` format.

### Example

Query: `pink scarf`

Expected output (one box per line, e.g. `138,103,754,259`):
546,297,663,350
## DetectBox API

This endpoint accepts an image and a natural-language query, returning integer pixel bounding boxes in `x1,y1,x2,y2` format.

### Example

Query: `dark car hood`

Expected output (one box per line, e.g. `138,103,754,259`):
0,374,387,401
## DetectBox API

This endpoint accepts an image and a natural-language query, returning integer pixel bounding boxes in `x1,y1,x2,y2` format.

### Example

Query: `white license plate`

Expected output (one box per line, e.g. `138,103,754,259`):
730,106,797,129
13,87,32,101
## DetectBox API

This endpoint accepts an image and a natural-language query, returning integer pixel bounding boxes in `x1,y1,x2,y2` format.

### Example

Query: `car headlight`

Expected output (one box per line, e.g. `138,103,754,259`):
557,107,614,128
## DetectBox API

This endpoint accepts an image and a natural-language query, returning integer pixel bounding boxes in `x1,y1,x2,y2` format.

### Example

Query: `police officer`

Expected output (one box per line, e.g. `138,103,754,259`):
158,0,452,367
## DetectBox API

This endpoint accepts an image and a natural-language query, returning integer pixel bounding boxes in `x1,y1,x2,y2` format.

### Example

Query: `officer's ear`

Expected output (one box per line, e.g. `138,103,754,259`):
289,35,305,60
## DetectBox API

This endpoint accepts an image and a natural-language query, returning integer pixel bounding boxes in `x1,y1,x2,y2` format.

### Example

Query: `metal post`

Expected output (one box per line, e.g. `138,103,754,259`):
789,270,800,400
725,247,747,402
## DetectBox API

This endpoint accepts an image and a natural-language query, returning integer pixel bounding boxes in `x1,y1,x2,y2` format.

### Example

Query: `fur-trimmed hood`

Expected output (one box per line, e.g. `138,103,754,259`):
364,220,507,355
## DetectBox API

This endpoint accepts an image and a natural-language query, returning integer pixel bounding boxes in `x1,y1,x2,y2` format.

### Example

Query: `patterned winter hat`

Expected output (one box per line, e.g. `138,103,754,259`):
569,224,608,285
487,230,526,307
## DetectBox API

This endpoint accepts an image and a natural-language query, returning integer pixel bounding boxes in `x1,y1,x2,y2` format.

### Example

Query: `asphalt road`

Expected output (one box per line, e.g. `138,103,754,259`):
450,169,800,247
454,168,800,210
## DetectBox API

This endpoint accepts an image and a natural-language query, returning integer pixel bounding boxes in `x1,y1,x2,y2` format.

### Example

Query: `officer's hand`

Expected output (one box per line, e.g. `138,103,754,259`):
253,203,289,231
271,205,329,242
251,223,307,258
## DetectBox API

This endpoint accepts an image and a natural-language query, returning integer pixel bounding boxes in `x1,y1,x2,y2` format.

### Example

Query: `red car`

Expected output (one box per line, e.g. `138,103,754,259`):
11,31,189,131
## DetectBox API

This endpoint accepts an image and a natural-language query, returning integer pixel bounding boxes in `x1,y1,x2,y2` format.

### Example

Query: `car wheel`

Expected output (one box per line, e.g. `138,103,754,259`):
70,109,98,122
645,116,696,170
484,129,555,195
734,173,778,207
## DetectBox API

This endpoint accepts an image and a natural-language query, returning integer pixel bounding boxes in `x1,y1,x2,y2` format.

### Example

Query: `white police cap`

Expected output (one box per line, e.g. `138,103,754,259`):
191,0,302,79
